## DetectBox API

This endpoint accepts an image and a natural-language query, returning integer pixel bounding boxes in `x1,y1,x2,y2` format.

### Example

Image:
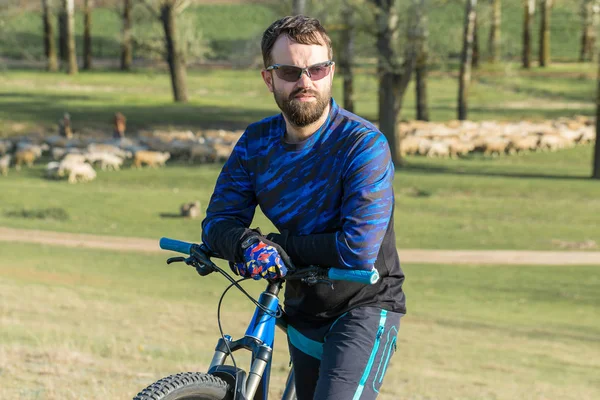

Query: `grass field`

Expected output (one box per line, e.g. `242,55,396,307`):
0,143,598,251
1,2,598,399
0,61,596,135
1,241,598,399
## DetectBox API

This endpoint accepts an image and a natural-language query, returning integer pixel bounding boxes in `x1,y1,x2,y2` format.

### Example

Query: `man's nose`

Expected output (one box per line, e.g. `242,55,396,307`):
296,70,312,87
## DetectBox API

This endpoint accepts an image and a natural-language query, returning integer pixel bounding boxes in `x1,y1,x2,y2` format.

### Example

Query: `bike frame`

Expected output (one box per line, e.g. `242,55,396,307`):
207,280,295,400
158,236,378,400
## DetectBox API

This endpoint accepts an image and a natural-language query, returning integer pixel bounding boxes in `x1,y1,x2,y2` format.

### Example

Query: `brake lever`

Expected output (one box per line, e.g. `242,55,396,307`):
287,266,335,289
302,275,334,289
166,254,214,276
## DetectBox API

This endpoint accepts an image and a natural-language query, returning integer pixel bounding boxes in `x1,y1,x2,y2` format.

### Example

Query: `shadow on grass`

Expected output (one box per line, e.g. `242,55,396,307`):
0,92,94,101
159,213,185,219
0,92,273,132
399,161,591,181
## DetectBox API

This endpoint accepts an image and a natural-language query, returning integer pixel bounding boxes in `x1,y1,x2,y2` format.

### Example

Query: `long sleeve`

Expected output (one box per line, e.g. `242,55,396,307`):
201,133,258,262
273,130,394,271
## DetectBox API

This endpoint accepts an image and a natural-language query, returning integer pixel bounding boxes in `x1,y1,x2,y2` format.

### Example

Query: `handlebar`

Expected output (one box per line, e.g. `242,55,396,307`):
159,237,379,285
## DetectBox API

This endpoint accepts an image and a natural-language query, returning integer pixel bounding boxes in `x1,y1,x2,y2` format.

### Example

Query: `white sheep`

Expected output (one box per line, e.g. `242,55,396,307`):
133,151,171,168
539,135,571,151
427,142,450,158
62,153,88,164
87,143,132,159
0,140,13,155
483,138,509,156
0,154,11,176
507,135,539,154
86,152,124,171
448,140,474,158
399,137,421,157
188,143,217,164
67,163,96,184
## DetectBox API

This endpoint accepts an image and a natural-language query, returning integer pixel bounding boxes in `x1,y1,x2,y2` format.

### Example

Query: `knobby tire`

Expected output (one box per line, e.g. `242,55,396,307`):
133,372,233,400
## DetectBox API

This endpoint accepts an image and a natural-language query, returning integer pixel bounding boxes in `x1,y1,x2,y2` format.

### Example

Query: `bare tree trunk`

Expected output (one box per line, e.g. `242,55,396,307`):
580,0,598,62
292,0,307,15
375,0,401,165
488,0,501,63
372,0,417,166
339,1,355,112
83,0,92,70
58,4,67,63
593,55,600,178
42,0,58,71
539,0,552,67
120,0,133,70
64,0,78,74
414,0,429,121
458,0,477,121
472,11,480,69
522,0,535,68
160,3,188,102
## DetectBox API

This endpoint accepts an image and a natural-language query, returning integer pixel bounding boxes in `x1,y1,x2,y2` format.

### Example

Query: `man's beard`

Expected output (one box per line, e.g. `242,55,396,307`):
274,87,331,128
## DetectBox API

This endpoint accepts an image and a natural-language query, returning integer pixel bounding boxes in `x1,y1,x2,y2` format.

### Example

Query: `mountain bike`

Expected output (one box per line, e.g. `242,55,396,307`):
132,237,380,400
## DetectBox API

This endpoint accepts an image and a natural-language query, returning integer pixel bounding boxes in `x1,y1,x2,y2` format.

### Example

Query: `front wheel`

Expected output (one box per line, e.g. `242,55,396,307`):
133,372,233,400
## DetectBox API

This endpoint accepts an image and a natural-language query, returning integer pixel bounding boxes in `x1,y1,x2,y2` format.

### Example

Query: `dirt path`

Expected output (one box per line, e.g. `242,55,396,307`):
1,226,599,265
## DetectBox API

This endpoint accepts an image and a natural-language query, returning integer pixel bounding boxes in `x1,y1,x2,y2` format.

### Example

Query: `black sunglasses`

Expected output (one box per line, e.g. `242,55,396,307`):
266,61,335,82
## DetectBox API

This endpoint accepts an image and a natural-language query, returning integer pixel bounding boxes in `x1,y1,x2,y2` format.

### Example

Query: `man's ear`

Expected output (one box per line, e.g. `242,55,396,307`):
261,69,274,93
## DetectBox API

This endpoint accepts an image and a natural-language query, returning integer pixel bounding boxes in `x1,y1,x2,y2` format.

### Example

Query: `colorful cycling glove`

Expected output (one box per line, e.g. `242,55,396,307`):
232,239,289,280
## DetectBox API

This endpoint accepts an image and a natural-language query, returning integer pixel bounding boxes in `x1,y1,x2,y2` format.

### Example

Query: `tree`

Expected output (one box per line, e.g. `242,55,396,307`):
458,0,477,121
370,0,417,166
121,0,133,70
414,0,429,121
522,0,535,68
472,11,480,69
292,0,307,15
42,0,58,71
488,0,501,63
139,0,198,102
580,0,599,62
539,0,552,67
63,0,78,74
58,1,67,62
160,1,188,102
339,0,356,112
83,0,93,70
594,56,600,178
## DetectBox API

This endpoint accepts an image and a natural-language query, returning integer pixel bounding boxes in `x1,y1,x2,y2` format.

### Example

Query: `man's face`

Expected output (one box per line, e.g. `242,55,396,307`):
261,36,334,128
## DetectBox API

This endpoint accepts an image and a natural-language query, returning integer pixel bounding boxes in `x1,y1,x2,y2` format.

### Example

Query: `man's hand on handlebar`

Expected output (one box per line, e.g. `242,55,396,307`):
230,235,295,280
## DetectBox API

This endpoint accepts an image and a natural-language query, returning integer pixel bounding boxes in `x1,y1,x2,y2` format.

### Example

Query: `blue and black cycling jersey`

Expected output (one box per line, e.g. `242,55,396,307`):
202,99,405,324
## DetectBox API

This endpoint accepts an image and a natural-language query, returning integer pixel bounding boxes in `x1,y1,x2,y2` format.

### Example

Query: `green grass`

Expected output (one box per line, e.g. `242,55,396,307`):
0,61,596,135
0,144,598,251
1,241,598,399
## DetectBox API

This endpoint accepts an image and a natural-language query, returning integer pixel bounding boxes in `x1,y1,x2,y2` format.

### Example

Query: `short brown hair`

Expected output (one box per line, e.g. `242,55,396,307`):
261,15,333,68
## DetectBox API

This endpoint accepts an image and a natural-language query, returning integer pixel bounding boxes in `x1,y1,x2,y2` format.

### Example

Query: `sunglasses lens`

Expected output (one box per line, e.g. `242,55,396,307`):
307,64,330,80
276,66,303,82
271,62,333,82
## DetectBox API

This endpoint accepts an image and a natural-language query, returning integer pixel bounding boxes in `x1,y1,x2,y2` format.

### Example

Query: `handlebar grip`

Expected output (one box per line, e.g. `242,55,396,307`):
327,268,380,284
159,237,193,255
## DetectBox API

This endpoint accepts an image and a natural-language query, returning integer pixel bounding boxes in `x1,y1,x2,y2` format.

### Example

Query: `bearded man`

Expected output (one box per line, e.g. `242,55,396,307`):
200,15,406,400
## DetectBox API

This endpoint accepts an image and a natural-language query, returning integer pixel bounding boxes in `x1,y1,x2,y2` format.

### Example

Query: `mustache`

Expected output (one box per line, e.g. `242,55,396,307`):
289,89,319,99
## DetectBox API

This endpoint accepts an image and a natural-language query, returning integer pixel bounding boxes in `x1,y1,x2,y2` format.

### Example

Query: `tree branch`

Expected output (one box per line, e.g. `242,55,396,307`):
139,0,160,19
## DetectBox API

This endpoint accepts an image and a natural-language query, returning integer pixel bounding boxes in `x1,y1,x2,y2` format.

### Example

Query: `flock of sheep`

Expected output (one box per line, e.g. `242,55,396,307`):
0,128,241,183
0,115,596,183
398,115,596,158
